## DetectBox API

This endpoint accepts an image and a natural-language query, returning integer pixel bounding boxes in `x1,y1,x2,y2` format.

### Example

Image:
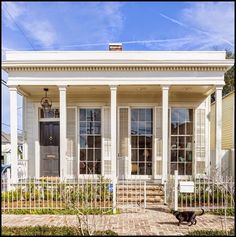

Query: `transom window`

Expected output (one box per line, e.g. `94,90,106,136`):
131,108,153,175
170,108,193,175
79,109,101,174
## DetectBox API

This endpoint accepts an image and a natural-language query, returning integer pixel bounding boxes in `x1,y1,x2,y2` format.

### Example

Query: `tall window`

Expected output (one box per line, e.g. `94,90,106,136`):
131,108,153,175
79,109,101,174
170,108,193,175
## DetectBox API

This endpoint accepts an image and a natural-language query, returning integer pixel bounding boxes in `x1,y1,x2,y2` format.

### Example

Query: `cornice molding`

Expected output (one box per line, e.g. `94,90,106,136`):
2,65,229,72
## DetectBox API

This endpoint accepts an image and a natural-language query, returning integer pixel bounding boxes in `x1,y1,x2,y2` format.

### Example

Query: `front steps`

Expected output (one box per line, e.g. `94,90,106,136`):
116,182,165,208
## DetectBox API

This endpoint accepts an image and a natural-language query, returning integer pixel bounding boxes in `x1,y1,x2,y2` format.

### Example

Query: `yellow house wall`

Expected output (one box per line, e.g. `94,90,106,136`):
211,91,234,150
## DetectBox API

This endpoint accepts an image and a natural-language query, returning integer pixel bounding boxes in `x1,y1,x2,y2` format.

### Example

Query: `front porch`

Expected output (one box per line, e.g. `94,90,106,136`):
3,50,233,183
9,84,220,182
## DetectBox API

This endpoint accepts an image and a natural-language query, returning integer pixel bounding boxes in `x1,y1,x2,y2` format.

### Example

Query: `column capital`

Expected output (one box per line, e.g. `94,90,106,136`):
9,86,18,91
215,85,223,91
109,85,118,91
161,85,170,90
58,85,68,90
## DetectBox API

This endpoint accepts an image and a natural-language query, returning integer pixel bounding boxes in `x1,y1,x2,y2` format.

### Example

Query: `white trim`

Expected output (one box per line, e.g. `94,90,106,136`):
9,87,18,182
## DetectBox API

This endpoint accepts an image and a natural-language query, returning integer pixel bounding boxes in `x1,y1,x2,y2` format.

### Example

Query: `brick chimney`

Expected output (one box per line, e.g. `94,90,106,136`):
109,43,123,51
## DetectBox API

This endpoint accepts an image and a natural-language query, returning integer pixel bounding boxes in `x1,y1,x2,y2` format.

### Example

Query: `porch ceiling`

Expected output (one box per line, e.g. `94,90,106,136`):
18,84,214,99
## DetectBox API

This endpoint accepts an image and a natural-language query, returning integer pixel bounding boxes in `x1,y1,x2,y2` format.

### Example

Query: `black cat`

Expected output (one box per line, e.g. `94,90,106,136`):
173,208,204,226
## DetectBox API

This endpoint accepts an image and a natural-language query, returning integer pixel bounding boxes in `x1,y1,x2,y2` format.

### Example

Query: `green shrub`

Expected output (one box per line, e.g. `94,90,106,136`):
187,228,234,236
2,208,121,215
1,226,118,236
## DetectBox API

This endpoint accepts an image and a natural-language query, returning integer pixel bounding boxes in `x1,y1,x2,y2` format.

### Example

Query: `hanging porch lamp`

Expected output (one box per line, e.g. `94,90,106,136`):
41,88,52,112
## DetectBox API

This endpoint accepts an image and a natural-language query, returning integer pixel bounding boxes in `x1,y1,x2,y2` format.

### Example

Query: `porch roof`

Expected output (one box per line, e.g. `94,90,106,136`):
2,51,234,89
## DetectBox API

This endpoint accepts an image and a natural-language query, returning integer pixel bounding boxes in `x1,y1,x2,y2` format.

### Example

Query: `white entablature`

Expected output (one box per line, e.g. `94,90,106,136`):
2,51,234,87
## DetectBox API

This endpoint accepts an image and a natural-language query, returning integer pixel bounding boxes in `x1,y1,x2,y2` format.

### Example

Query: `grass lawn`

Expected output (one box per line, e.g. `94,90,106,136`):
2,226,118,236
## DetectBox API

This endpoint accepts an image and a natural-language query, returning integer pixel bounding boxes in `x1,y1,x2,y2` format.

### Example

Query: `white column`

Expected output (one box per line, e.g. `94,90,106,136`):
59,86,67,179
215,85,223,173
162,85,169,183
9,86,18,182
110,85,117,179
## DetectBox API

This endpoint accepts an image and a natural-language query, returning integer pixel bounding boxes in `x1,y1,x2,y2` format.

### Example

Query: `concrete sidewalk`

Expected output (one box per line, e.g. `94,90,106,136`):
2,209,234,236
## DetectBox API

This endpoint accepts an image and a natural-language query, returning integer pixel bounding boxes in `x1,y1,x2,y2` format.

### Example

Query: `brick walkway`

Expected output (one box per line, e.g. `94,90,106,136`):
2,208,234,235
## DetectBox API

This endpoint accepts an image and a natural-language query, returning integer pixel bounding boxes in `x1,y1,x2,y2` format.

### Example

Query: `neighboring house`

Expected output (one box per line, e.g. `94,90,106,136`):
1,132,23,165
2,44,234,182
210,91,235,178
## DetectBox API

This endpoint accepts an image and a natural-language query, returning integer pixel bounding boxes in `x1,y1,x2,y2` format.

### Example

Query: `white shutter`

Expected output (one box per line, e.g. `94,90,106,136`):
103,107,111,175
195,108,206,176
66,107,76,177
155,107,162,175
119,108,129,157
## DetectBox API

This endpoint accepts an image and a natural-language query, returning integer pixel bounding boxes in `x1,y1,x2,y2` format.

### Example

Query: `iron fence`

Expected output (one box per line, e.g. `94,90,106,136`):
165,172,235,212
1,176,146,213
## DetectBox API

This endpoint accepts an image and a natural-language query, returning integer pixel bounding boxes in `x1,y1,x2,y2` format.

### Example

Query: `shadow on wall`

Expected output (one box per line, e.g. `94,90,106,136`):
210,149,235,178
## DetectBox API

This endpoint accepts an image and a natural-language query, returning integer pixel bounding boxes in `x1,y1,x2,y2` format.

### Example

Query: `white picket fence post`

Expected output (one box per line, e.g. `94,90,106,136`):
112,177,117,214
174,170,178,211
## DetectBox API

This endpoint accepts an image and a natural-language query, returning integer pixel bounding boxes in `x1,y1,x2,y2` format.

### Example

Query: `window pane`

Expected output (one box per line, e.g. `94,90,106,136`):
80,162,86,174
171,122,178,135
178,150,185,162
131,163,138,174
86,109,94,121
146,136,152,148
95,136,101,148
132,149,138,161
94,122,101,134
171,150,177,162
178,163,185,175
95,149,101,161
131,122,138,135
145,109,152,121
139,149,145,161
94,109,101,121
178,108,187,123
146,149,152,162
131,136,138,148
179,137,185,149
171,136,177,149
146,163,152,175
139,109,145,121
186,122,193,135
88,149,93,161
179,122,185,135
80,122,86,134
171,163,177,175
80,136,87,148
87,136,94,148
95,162,101,174
139,163,145,174
139,122,145,135
171,109,179,122
80,149,86,161
87,122,94,134
131,109,138,121
80,109,86,121
186,162,192,175
87,162,94,174
186,109,193,122
139,136,145,148
146,122,152,134
186,151,192,162
186,137,192,149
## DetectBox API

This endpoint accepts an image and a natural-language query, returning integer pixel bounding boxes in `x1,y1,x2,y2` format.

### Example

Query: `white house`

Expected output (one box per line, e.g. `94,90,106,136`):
2,44,234,183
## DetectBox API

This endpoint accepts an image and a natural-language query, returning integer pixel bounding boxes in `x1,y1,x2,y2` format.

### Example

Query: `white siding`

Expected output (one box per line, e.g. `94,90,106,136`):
103,107,111,175
25,99,36,177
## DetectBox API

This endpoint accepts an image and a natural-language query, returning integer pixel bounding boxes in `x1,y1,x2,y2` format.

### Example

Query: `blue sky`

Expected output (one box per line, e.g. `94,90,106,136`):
1,1,235,133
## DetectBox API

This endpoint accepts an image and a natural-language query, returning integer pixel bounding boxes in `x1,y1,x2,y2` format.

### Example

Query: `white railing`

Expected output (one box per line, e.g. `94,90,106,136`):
165,171,235,212
1,176,146,213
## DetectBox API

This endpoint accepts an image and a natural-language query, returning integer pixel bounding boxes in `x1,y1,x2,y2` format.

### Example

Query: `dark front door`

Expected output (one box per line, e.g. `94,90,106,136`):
40,122,60,177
